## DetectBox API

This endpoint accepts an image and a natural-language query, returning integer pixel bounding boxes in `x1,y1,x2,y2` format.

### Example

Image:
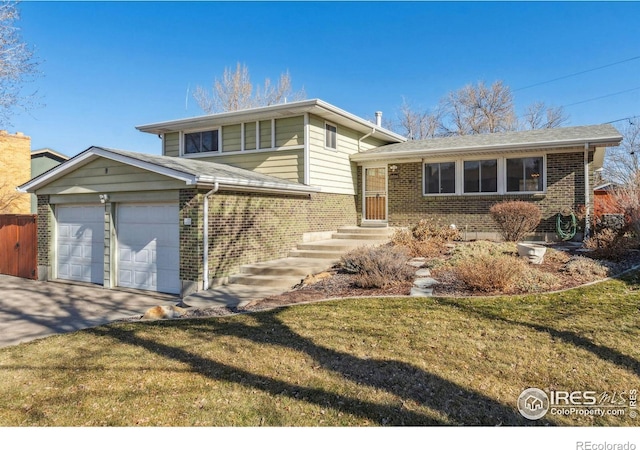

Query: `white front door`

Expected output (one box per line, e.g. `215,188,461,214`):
56,205,105,284
363,167,388,223
116,203,180,294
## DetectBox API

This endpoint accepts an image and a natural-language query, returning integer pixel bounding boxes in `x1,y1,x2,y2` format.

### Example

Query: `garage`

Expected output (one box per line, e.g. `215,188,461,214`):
116,203,180,294
56,205,105,284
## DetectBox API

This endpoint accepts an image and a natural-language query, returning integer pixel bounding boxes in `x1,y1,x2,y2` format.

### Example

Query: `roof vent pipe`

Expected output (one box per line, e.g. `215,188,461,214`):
375,111,382,127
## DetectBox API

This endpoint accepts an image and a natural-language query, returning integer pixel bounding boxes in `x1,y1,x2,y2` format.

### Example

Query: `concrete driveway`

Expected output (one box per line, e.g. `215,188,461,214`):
0,274,289,349
0,274,183,348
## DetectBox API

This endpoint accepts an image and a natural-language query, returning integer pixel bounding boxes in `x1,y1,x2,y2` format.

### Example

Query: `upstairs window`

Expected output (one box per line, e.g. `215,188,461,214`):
184,130,218,154
464,159,498,193
325,123,337,149
424,162,456,194
506,157,543,192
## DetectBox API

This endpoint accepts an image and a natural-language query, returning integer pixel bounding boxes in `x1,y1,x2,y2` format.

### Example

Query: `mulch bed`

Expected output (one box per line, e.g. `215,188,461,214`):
243,243,640,310
117,242,640,322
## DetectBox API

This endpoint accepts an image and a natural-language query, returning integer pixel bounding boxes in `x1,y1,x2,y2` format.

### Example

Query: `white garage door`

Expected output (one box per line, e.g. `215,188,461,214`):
116,204,180,294
56,205,105,284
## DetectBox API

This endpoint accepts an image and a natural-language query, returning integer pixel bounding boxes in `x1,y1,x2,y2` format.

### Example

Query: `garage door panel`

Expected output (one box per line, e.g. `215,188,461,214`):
117,204,179,294
56,205,104,285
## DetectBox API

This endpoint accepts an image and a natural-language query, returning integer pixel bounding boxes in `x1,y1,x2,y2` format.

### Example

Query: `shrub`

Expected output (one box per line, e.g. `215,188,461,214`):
512,267,562,293
391,218,460,257
410,218,461,242
339,245,415,289
489,201,542,242
446,241,517,267
562,256,610,280
584,228,629,261
452,254,525,292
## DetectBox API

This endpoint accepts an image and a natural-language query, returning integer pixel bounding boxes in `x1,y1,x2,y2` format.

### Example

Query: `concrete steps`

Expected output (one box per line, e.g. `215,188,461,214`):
226,226,393,290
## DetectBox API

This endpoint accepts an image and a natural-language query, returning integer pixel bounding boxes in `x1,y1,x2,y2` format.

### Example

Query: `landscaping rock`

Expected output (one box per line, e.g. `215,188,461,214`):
415,268,431,277
302,271,333,286
408,258,427,268
142,305,187,320
414,277,438,289
410,287,433,297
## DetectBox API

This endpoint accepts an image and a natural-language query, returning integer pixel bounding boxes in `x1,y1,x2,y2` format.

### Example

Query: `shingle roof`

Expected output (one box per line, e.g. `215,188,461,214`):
19,146,316,194
100,147,307,187
351,124,623,161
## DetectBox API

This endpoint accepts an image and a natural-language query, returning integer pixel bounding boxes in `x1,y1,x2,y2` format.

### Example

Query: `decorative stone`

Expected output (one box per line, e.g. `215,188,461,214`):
142,305,187,320
415,268,431,277
517,242,547,264
410,287,433,297
414,277,438,289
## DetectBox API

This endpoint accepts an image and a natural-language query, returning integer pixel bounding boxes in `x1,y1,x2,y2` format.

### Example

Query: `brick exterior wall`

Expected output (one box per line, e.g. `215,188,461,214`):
0,131,31,214
357,151,595,240
36,194,51,280
179,189,357,286
179,189,204,285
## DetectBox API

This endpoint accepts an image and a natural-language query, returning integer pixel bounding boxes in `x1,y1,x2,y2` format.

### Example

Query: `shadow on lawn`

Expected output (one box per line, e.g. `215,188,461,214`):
88,308,547,426
436,298,640,378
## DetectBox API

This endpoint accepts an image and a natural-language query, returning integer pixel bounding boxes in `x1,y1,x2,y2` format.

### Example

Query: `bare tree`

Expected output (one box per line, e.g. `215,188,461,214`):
395,97,440,140
438,81,516,136
602,121,640,186
520,101,568,130
193,63,305,114
394,80,567,140
0,1,41,126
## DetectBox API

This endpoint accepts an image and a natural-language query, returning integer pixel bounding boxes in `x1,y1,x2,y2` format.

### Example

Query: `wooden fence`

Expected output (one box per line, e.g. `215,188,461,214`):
0,214,37,279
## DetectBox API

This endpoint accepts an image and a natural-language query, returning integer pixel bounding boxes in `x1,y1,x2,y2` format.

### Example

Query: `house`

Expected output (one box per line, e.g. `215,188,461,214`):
593,182,622,217
0,131,32,214
30,148,69,213
351,125,623,240
19,99,623,297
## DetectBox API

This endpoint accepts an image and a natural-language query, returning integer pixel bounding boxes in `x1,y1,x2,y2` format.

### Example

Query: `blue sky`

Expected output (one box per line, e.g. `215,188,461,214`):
10,1,640,157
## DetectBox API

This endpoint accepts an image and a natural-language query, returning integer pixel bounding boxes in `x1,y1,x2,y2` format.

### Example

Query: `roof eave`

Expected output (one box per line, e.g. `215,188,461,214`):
136,99,406,144
351,135,623,162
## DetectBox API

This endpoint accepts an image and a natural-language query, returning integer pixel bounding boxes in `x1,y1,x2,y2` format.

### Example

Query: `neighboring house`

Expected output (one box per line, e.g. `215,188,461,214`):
19,99,623,297
0,131,32,214
593,182,622,217
30,148,69,213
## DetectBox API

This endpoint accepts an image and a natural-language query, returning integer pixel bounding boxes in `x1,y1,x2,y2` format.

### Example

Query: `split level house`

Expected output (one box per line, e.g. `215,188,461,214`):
19,99,623,296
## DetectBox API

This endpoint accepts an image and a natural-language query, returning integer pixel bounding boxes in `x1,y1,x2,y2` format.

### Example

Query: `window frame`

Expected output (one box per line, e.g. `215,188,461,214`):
325,122,337,150
463,158,499,194
421,154,546,197
423,160,457,195
182,128,220,156
505,156,546,194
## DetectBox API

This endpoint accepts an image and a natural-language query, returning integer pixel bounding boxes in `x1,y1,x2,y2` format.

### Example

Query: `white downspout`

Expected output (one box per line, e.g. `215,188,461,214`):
358,128,376,152
584,143,591,240
203,182,219,290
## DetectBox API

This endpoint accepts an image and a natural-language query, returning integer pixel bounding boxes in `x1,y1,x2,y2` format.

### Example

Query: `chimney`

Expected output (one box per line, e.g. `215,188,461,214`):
375,111,382,127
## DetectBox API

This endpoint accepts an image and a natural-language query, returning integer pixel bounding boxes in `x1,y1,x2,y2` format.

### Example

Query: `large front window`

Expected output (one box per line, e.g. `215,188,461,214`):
506,157,543,192
464,159,498,193
424,162,456,194
184,130,218,154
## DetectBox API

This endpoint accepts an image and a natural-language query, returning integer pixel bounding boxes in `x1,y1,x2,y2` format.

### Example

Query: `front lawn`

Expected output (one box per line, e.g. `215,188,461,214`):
0,271,639,426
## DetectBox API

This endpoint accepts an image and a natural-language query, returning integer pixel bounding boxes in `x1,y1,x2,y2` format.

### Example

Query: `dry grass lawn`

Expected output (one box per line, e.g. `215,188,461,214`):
0,271,639,426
